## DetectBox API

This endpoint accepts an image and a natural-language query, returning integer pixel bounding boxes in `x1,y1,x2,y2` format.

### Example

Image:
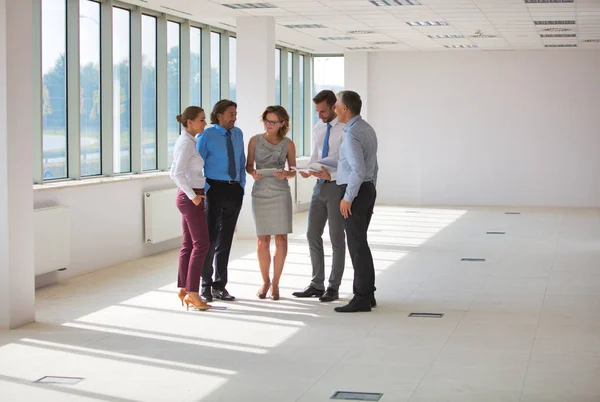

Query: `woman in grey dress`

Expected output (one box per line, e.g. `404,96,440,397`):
246,106,297,300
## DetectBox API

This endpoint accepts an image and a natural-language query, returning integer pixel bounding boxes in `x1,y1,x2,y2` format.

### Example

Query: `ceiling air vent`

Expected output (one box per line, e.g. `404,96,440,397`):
542,27,572,32
223,3,276,9
348,30,376,35
319,37,354,40
525,0,573,3
372,41,399,45
582,39,600,43
545,43,577,47
347,46,379,50
541,33,576,38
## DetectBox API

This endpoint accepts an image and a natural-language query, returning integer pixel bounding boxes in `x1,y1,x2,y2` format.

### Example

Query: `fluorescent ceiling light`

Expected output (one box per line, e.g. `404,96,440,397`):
223,3,276,9
369,0,421,6
407,21,449,27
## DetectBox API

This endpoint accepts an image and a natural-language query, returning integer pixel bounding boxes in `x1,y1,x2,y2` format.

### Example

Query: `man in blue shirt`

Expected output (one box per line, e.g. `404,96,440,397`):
334,90,378,313
197,100,246,302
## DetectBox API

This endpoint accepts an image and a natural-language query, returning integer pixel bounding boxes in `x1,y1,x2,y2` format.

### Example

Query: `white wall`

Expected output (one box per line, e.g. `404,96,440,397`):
368,50,600,207
34,175,181,282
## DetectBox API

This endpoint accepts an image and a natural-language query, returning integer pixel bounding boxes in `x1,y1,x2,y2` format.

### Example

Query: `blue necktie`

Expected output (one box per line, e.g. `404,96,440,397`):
322,123,331,159
226,130,236,180
319,123,332,183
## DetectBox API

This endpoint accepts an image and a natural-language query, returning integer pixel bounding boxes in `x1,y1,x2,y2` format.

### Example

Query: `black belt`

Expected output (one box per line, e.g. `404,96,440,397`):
207,178,239,185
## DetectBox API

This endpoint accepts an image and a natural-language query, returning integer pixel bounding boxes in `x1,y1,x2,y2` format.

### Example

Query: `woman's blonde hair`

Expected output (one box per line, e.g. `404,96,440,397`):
261,106,290,138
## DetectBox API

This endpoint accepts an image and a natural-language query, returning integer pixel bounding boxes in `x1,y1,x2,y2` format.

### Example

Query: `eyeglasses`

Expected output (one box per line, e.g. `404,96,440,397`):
264,119,282,125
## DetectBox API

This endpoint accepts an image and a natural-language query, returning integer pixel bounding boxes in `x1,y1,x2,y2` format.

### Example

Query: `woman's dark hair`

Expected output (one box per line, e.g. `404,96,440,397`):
262,106,290,138
210,99,237,124
176,106,204,128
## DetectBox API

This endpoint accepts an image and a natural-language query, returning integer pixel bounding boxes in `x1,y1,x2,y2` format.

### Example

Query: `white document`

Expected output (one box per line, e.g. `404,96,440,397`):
256,168,283,175
293,157,338,173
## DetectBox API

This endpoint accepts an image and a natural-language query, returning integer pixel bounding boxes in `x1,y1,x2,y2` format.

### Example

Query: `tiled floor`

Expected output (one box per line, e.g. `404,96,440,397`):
1,206,600,402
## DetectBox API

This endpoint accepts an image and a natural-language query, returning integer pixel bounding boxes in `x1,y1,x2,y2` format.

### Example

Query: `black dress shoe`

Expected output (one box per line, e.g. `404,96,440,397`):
334,296,371,313
213,288,235,301
319,288,339,302
292,285,324,298
201,287,213,302
371,296,377,308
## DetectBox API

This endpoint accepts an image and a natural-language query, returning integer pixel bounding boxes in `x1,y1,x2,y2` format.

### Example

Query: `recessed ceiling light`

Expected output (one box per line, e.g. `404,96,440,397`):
540,33,576,38
429,34,464,39
347,30,376,35
581,39,600,43
372,41,399,45
369,0,421,6
542,27,572,32
545,43,577,47
283,24,327,29
534,20,576,25
525,0,573,3
319,37,354,41
223,2,276,9
347,46,379,50
444,44,477,48
407,21,449,27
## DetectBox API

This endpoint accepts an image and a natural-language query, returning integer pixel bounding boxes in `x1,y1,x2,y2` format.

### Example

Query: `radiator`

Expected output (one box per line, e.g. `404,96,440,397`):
34,206,71,276
144,188,181,244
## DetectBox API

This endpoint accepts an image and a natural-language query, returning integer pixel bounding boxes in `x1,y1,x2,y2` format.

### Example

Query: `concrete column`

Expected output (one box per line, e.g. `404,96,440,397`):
235,16,275,239
0,0,36,329
343,52,369,120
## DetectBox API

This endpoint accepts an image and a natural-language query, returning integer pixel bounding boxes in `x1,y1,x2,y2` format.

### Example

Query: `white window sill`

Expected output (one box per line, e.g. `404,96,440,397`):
33,171,171,192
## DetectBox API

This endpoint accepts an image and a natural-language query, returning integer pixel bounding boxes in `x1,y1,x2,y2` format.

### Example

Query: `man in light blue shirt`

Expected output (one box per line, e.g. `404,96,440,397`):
197,99,246,302
334,90,378,313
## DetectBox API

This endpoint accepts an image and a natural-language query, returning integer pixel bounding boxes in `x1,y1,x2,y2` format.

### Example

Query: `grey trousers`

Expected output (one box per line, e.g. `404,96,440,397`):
307,180,346,291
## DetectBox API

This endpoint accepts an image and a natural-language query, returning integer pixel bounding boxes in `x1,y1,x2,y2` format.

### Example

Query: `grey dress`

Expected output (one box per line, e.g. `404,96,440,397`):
251,134,293,236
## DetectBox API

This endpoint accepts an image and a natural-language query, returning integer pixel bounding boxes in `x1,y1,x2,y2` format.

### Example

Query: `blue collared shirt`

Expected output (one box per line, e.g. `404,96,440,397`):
197,124,247,190
337,115,378,203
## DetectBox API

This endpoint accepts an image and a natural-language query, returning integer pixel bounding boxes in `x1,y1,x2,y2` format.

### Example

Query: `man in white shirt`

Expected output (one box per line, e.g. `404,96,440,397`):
292,90,346,302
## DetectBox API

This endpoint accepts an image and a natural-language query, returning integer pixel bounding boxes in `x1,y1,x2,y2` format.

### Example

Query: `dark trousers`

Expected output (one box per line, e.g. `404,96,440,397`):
340,182,376,302
202,180,244,290
176,189,209,293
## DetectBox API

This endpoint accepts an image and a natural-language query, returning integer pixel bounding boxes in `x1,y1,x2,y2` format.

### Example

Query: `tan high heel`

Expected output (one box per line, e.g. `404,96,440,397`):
257,281,270,299
184,293,212,311
270,283,280,300
178,289,187,306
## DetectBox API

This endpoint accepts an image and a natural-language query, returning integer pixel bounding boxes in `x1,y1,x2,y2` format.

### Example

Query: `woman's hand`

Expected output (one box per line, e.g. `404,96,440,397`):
273,171,287,180
251,170,263,180
192,194,205,206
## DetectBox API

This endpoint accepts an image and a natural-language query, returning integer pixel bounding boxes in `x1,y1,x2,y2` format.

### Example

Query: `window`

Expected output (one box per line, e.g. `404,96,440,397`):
287,51,293,139
313,56,344,126
190,27,201,107
229,36,236,101
141,15,157,171
167,21,180,167
298,55,305,156
113,7,131,174
80,0,101,177
210,32,221,107
41,0,67,180
275,49,281,105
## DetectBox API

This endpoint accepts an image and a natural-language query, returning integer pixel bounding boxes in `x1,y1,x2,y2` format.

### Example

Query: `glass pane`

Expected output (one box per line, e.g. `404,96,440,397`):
80,0,101,177
210,32,221,107
167,21,180,167
190,27,201,107
287,52,293,140
113,7,131,174
41,0,67,180
275,49,281,105
229,36,236,101
141,15,157,171
299,55,305,156
313,56,344,126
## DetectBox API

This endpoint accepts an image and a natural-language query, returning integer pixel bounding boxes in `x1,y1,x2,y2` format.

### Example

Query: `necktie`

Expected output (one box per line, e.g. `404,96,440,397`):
319,123,332,183
322,123,331,159
226,130,236,180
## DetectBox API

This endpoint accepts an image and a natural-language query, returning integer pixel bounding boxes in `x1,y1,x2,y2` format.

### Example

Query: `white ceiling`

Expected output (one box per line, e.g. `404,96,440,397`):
129,0,600,53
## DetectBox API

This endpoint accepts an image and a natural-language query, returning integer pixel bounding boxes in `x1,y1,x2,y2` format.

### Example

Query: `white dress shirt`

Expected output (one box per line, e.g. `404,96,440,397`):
170,130,206,200
309,117,345,181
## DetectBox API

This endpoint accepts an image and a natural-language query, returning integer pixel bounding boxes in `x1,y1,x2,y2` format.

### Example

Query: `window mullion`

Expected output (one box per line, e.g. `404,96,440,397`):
67,0,81,179
100,0,114,176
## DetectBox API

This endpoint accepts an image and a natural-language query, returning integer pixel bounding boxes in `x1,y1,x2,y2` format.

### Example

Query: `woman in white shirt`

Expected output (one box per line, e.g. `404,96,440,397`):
170,106,211,311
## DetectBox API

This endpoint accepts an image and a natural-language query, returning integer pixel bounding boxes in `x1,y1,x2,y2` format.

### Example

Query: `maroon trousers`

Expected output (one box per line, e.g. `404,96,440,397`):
176,189,209,292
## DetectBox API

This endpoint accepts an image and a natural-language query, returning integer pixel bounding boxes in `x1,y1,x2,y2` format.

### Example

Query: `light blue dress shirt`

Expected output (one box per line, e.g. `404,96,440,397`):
337,115,378,203
197,124,247,190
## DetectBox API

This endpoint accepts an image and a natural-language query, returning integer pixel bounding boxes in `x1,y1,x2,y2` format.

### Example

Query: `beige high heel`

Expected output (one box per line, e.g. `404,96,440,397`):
178,289,187,306
184,293,212,311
